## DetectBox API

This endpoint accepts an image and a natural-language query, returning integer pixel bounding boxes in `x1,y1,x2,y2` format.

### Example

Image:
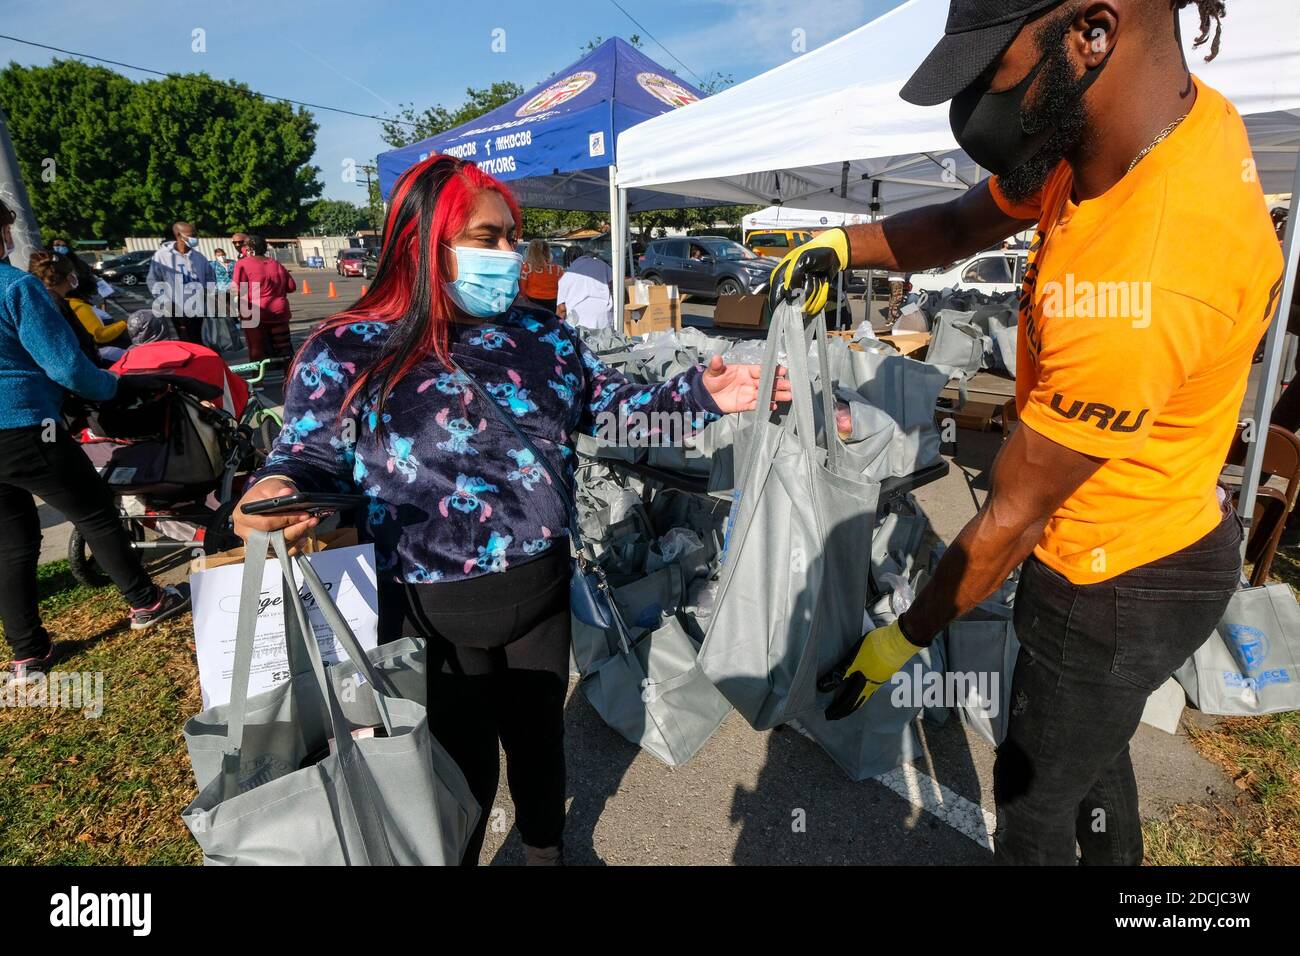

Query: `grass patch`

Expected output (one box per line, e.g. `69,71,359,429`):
0,570,202,865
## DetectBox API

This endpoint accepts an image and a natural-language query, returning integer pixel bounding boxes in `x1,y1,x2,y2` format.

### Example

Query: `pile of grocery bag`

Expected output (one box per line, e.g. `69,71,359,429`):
568,460,734,767
569,298,999,780
570,299,1300,781
902,288,1021,386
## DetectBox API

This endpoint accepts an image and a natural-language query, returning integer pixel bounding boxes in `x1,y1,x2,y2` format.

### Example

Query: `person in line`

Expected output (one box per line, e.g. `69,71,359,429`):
47,237,100,304
232,155,787,865
212,247,237,330
29,251,130,361
773,0,1279,865
231,234,296,361
520,239,563,313
147,221,214,345
212,247,236,294
0,200,190,685
556,250,614,330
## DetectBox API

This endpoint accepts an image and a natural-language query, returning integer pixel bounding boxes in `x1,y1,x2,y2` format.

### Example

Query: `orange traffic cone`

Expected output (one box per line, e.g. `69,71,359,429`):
328,281,338,299
360,285,368,296
301,280,312,295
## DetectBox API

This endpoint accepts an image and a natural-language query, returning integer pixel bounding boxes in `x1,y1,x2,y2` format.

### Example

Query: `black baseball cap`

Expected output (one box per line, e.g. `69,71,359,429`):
900,0,1067,106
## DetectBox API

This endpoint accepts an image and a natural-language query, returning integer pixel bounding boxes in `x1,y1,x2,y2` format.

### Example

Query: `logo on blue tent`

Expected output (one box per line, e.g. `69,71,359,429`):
517,71,597,116
636,72,699,109
1226,624,1270,673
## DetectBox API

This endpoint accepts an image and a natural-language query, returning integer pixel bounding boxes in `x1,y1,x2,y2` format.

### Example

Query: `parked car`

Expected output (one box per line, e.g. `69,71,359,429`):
94,249,154,287
744,229,813,258
336,248,377,279
637,236,779,298
909,248,1028,296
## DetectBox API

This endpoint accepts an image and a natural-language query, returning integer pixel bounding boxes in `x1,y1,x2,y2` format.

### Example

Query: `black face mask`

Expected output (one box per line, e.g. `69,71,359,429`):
950,40,1114,176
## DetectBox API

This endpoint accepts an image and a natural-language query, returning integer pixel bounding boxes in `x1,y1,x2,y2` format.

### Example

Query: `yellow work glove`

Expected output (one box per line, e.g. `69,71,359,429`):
768,227,851,315
820,619,922,721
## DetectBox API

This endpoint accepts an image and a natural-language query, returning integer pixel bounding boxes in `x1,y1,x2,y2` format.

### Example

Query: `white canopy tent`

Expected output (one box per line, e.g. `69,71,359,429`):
615,0,1300,559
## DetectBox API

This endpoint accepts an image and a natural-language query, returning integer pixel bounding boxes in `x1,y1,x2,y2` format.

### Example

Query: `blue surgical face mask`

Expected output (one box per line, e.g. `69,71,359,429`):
185,236,199,250
444,245,521,317
53,244,69,255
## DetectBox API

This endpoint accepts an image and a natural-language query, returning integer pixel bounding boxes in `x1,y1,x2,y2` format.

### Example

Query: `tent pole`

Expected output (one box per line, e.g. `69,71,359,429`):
1238,154,1300,560
619,185,630,284
0,108,42,271
609,163,623,334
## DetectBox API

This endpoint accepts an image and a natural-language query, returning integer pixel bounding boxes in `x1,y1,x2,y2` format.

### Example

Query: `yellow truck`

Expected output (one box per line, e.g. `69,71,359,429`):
743,229,813,258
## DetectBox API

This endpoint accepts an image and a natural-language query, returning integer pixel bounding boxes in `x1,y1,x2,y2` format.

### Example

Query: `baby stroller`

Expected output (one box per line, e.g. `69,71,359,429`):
70,341,262,585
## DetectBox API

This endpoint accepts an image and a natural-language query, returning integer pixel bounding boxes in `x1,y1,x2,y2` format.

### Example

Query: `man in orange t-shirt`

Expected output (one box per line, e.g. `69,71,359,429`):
770,0,1284,865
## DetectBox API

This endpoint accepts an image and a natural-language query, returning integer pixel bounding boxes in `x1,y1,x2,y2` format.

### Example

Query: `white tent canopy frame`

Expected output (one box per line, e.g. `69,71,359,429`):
613,0,1300,560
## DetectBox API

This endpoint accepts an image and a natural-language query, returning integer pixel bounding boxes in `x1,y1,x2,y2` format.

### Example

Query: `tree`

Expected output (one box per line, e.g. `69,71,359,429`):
0,60,141,241
630,204,759,241
0,59,322,242
380,82,524,149
307,198,367,236
124,73,321,237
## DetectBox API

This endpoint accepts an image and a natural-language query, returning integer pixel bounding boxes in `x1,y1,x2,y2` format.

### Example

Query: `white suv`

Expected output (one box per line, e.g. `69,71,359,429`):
909,249,1028,296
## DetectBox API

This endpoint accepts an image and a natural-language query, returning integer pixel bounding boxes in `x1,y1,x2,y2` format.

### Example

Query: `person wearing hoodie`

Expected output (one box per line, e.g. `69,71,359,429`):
0,199,190,686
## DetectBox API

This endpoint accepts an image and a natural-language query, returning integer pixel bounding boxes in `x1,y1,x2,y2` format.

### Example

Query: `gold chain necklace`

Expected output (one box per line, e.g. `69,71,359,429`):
1127,112,1190,174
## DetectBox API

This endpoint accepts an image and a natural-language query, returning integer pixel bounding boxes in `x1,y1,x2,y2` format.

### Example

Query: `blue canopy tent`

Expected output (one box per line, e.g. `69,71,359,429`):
377,38,719,230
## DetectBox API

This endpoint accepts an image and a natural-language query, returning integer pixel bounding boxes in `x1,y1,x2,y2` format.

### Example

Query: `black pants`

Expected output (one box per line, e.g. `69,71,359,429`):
0,425,156,660
379,551,570,865
993,510,1242,865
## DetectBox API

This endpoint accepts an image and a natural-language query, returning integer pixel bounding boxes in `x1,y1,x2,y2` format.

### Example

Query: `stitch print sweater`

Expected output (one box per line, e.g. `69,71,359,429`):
254,304,722,583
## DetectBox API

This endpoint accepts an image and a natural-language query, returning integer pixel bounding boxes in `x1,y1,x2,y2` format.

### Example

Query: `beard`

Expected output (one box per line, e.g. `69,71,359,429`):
996,21,1094,205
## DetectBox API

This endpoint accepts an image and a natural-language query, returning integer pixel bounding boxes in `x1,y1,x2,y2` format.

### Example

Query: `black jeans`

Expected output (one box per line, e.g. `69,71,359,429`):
993,509,1242,865
0,425,156,660
378,551,570,865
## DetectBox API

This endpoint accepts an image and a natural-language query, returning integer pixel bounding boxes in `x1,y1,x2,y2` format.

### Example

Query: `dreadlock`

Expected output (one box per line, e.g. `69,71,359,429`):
1176,0,1226,61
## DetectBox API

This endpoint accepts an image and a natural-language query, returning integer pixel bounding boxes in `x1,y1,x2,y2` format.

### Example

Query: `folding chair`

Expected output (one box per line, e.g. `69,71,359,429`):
1224,424,1300,587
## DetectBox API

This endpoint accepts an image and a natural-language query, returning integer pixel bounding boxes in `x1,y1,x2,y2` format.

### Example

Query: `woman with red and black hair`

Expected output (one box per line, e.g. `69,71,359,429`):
233,155,788,865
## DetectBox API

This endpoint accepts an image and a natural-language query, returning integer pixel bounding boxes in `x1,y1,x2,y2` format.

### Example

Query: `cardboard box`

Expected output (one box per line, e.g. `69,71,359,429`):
625,278,652,307
189,527,360,573
935,401,999,433
624,299,681,336
713,293,768,329
880,331,930,358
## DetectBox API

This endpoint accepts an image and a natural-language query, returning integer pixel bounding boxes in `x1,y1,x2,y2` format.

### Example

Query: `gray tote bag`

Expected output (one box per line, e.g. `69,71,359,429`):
182,531,480,865
579,598,731,767
925,311,984,406
570,563,685,676
1174,583,1300,716
699,296,881,730
945,601,1019,748
836,349,948,480
788,635,944,781
992,325,1018,378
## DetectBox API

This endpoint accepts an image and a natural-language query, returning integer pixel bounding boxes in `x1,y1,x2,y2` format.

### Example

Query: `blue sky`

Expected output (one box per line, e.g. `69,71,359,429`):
0,0,904,201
